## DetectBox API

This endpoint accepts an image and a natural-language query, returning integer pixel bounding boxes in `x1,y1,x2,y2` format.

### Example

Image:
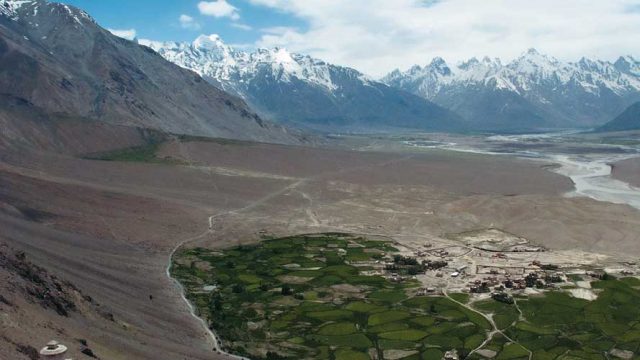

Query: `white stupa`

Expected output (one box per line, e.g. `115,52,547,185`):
40,340,68,359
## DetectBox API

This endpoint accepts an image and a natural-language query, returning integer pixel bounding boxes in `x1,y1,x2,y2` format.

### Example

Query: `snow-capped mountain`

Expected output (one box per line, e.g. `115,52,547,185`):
1,0,95,26
0,0,31,20
142,35,340,95
0,0,298,144
141,35,463,132
383,49,640,131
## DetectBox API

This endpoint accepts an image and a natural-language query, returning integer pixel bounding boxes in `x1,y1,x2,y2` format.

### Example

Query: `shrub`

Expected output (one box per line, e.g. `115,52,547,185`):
281,284,293,296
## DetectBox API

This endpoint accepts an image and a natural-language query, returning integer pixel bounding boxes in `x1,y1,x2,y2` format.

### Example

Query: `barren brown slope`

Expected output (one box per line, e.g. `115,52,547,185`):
0,166,247,360
612,157,640,188
0,94,169,155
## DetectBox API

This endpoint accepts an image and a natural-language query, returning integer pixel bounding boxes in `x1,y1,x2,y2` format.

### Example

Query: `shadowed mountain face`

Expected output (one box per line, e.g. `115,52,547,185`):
383,51,640,132
0,0,297,150
597,101,640,132
143,35,464,133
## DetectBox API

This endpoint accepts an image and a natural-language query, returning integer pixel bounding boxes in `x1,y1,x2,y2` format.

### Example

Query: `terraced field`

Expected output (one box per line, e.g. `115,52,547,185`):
487,278,640,360
172,234,640,360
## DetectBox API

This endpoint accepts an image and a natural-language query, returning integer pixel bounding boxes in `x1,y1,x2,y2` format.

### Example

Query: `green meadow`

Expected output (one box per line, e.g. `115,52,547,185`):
172,234,640,360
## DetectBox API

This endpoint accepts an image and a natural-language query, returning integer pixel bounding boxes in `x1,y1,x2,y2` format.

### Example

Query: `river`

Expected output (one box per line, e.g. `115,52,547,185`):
550,154,640,209
407,131,640,210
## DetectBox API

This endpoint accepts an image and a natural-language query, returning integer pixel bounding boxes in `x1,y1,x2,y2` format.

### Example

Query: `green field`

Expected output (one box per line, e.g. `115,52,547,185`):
172,234,640,360
86,142,186,164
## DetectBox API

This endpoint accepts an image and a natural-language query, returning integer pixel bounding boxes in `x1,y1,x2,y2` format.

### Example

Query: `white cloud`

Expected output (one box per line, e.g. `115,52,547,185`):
198,0,240,21
249,0,640,77
260,26,296,35
231,23,253,31
258,26,303,49
179,14,201,30
108,28,136,40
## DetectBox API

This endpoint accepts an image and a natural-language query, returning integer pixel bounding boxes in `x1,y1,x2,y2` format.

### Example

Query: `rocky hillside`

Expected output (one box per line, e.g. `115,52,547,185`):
142,35,463,132
383,50,640,132
596,101,640,132
0,242,108,359
0,0,297,149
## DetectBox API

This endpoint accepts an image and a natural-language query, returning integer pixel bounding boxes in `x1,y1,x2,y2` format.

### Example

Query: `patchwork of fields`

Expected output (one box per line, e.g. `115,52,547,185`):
172,234,640,360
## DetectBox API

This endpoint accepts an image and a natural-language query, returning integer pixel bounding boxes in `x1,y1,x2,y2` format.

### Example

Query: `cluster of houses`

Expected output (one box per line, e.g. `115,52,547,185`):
427,248,451,258
469,270,566,294
367,243,629,302
380,254,450,283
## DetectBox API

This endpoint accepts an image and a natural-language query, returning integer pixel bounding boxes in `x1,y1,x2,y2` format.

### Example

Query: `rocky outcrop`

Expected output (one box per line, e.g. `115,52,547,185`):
1,244,79,316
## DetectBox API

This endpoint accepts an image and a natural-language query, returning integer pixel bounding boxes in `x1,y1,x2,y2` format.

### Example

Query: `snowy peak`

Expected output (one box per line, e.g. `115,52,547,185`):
510,48,559,68
385,50,640,98
517,48,555,63
192,34,227,51
0,0,36,19
525,48,540,55
143,34,236,62
0,0,40,21
146,34,346,92
252,47,304,74
482,56,502,66
1,0,94,26
383,50,640,129
265,47,296,64
145,33,461,132
615,55,640,76
427,57,452,76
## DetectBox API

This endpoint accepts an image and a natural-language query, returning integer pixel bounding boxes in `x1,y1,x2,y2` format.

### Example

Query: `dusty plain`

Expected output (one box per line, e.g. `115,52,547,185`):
2,135,640,359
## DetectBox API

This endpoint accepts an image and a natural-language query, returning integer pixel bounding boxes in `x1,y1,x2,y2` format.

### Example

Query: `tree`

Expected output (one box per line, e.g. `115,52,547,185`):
211,295,222,311
281,284,293,296
265,351,288,360
601,273,614,281
407,265,423,276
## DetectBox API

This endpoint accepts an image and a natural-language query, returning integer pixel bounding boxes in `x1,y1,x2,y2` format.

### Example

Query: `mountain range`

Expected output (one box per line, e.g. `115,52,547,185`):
0,0,296,152
2,0,639,147
144,35,640,133
382,50,640,132
140,35,463,132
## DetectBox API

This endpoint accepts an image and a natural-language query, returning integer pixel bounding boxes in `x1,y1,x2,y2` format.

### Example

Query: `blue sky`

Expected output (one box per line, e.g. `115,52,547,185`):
59,0,305,47
58,0,640,77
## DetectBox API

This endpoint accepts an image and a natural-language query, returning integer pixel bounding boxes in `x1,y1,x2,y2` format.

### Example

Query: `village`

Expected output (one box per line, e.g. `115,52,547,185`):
357,228,639,302
173,233,640,360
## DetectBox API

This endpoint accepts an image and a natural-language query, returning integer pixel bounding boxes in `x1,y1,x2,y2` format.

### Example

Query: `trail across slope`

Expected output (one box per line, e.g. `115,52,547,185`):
165,153,415,358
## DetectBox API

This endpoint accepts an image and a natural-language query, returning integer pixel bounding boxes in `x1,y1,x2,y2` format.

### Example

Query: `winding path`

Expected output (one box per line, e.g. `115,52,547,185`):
442,290,532,360
165,153,415,359
165,178,306,359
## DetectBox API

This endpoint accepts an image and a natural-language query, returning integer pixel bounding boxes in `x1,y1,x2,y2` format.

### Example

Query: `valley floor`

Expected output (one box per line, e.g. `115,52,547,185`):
2,136,640,359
